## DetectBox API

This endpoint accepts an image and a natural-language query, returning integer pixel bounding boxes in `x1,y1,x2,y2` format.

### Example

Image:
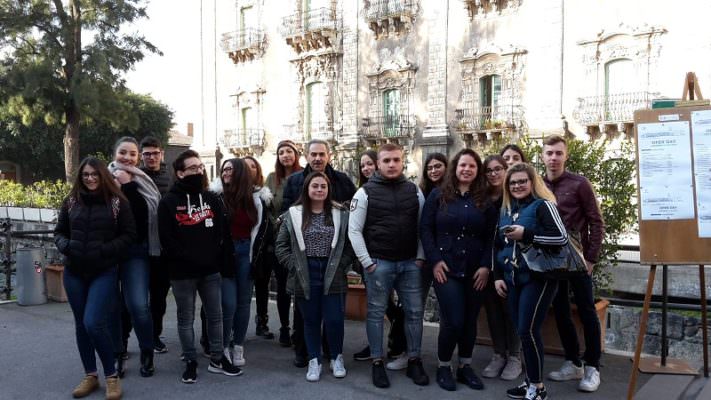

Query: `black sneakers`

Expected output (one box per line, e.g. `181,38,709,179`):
372,360,390,388
436,366,456,391
153,338,168,354
406,358,430,386
457,364,484,390
182,360,198,384
139,349,155,377
354,345,372,361
507,381,530,399
208,355,243,376
279,327,292,347
525,385,548,400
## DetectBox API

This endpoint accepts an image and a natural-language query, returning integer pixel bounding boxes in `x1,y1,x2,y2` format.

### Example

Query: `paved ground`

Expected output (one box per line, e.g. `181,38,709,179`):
1,298,647,399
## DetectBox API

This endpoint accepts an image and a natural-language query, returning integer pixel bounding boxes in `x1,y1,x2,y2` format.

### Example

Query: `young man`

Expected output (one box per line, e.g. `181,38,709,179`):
281,139,357,368
140,136,173,353
348,143,429,389
541,135,605,392
158,150,241,383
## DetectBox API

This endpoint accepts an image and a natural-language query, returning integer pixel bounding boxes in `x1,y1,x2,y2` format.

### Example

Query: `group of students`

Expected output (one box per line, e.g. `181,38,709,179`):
55,134,604,400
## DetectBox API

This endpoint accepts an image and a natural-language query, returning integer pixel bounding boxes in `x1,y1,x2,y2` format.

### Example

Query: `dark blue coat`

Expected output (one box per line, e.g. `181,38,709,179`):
420,188,497,278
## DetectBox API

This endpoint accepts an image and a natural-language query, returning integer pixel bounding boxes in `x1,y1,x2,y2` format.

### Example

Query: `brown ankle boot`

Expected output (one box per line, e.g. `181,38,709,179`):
105,376,122,400
72,375,98,398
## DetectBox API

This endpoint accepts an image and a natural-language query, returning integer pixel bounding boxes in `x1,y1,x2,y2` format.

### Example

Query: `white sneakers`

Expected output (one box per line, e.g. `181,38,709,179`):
547,360,583,381
232,345,245,367
330,354,347,378
578,366,601,392
482,353,507,378
386,353,408,370
501,356,523,380
307,358,322,382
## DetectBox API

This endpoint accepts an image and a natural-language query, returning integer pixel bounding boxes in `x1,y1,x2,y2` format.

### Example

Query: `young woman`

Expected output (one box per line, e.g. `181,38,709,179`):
265,140,304,346
108,136,160,378
420,149,497,392
494,163,567,400
358,150,377,187
55,157,136,400
275,172,354,382
419,152,448,198
243,155,276,340
500,144,527,168
221,158,271,366
481,155,522,381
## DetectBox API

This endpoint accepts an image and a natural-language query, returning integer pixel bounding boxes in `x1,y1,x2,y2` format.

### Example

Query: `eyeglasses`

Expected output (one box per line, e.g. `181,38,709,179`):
81,172,99,180
183,164,205,173
426,163,444,171
142,151,161,158
485,166,506,175
508,178,529,187
222,166,233,172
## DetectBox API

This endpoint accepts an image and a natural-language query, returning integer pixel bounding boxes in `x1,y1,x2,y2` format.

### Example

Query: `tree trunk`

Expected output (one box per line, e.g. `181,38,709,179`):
64,104,80,182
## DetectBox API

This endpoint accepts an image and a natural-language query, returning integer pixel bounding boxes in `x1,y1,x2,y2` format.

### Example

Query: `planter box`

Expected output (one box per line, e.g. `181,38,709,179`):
476,299,610,355
40,209,58,223
46,264,68,302
23,208,41,222
346,284,367,321
7,207,24,220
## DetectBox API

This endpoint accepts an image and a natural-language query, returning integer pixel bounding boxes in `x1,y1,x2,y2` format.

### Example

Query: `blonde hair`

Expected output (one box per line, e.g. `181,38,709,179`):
502,163,557,214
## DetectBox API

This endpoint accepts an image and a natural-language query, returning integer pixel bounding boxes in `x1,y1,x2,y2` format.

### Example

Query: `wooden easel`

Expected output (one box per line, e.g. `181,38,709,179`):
626,73,710,400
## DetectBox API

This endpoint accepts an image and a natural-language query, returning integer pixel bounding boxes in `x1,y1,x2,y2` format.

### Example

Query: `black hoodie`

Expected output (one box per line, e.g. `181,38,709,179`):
158,175,235,280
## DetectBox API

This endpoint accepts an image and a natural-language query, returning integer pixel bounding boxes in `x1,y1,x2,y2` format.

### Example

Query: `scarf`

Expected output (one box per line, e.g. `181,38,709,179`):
109,161,162,256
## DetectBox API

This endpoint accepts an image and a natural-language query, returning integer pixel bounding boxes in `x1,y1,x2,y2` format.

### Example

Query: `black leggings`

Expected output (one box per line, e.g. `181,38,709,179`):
254,251,291,328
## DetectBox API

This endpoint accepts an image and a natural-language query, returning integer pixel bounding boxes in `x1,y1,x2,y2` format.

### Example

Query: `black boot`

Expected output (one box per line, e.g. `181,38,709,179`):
279,327,292,347
255,315,275,339
140,349,155,377
115,352,126,378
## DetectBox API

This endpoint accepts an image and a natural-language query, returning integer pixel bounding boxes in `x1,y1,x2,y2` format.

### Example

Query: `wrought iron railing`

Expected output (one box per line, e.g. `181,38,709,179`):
454,105,523,131
220,28,265,53
365,0,416,21
363,115,415,138
281,7,340,38
223,128,265,148
573,92,657,126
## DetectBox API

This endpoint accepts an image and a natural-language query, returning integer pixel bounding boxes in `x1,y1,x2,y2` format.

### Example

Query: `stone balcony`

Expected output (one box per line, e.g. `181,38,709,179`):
223,128,265,156
463,0,521,19
221,28,266,64
364,0,417,39
281,7,341,53
453,105,523,144
361,114,415,144
572,91,657,136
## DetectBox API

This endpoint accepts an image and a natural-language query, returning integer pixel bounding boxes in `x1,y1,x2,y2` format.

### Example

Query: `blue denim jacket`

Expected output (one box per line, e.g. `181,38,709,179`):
420,188,497,278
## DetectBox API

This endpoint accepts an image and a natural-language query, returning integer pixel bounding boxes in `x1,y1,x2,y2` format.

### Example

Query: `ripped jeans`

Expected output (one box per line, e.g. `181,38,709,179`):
364,257,423,360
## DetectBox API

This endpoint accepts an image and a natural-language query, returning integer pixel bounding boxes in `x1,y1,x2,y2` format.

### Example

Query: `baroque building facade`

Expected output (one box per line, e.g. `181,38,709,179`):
202,0,711,178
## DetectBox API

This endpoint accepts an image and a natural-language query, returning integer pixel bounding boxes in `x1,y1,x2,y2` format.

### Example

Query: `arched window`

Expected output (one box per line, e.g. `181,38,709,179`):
605,59,634,120
479,74,501,123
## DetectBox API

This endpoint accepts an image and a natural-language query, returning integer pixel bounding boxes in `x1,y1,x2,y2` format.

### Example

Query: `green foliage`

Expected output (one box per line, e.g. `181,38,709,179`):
0,180,70,208
0,0,162,179
518,135,638,295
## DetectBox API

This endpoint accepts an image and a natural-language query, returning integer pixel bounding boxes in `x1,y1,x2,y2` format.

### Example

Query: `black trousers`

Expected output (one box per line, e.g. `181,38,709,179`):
149,255,171,341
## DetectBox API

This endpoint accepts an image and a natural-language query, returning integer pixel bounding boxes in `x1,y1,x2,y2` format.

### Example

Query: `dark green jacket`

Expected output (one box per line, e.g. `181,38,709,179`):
275,203,354,299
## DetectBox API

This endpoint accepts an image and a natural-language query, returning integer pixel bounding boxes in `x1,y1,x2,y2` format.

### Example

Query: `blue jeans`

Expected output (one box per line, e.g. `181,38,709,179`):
171,273,223,363
433,276,484,362
296,257,345,361
508,277,559,384
64,267,118,377
110,243,154,352
552,273,602,368
232,239,253,346
364,257,423,359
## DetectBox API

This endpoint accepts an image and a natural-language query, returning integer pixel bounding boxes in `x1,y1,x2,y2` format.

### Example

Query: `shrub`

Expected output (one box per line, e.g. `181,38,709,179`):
0,180,70,209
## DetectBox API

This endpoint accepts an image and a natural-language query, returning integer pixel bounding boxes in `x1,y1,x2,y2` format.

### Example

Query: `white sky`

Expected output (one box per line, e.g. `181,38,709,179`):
124,0,202,134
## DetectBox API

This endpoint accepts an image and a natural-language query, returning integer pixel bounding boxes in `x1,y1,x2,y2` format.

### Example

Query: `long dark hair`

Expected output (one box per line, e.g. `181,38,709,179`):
358,150,377,187
440,149,488,209
500,143,527,163
223,158,257,223
295,171,333,231
69,157,127,205
243,155,264,187
483,154,507,200
274,142,303,187
419,152,448,197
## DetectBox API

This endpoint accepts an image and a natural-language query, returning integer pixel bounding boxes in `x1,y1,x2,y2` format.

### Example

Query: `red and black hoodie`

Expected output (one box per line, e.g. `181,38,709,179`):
158,175,235,280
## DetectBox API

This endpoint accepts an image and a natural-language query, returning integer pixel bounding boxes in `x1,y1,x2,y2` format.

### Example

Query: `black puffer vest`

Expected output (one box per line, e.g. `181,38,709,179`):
363,173,419,261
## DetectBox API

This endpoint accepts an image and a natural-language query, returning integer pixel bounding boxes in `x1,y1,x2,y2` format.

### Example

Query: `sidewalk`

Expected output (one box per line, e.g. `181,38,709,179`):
1,298,646,399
